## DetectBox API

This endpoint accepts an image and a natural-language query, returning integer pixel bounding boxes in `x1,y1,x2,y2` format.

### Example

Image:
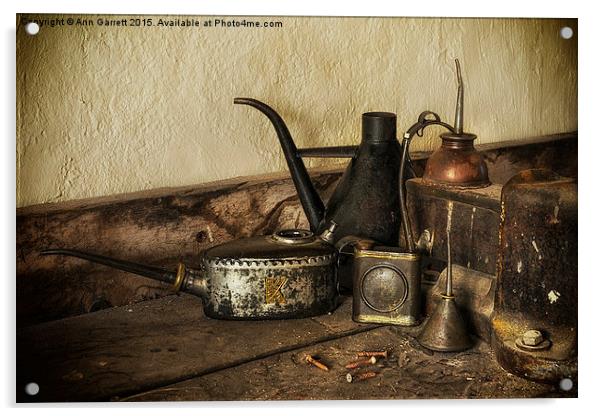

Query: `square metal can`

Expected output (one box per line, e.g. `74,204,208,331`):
352,246,422,326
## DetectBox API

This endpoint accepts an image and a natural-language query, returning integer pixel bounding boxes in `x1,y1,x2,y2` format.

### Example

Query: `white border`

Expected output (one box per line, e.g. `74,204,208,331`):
3,1,598,415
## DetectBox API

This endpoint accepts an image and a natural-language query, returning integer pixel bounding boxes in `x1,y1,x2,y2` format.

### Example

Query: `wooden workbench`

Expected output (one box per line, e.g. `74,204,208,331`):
16,295,572,402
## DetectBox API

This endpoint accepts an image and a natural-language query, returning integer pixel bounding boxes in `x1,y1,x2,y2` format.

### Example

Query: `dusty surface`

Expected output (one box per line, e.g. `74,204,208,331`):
122,327,573,401
16,295,373,402
16,15,577,207
17,294,574,402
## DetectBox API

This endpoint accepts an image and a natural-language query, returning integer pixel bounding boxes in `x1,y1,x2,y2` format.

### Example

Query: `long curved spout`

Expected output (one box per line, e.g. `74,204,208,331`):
234,98,325,231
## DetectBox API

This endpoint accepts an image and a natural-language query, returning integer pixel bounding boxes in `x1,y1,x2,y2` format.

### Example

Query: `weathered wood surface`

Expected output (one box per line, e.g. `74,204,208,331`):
408,132,577,181
16,132,577,326
407,180,502,275
121,327,571,401
16,295,375,402
478,132,577,185
16,292,571,403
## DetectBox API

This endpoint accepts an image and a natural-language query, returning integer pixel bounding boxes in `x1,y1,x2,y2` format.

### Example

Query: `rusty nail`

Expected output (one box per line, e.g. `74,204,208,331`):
346,371,378,383
345,356,377,369
305,354,329,371
357,350,388,359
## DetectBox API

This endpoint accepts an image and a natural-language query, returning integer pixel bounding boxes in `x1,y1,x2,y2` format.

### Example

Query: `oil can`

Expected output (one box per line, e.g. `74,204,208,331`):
351,246,421,326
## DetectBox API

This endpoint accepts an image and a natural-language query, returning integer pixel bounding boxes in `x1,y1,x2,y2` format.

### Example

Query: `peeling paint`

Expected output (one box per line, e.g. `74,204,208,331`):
549,205,561,224
206,226,214,243
548,290,561,304
531,240,540,253
469,206,476,239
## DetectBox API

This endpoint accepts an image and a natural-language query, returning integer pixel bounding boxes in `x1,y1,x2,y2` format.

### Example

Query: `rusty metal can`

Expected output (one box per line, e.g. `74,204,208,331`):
491,169,577,382
352,246,421,326
198,229,338,320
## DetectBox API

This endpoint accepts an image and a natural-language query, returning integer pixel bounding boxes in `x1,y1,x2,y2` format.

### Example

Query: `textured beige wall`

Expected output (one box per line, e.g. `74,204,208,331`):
16,15,577,207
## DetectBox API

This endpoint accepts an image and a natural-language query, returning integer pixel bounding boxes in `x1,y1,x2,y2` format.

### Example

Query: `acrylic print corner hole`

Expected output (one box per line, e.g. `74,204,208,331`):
559,378,573,391
24,382,39,396
560,26,573,39
24,22,39,35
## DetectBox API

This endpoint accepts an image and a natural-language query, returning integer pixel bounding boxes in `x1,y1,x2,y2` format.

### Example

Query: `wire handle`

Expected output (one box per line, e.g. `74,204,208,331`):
399,112,454,253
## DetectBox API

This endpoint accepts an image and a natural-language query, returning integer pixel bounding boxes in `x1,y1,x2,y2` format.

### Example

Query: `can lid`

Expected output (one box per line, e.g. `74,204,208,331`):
272,229,315,244
204,230,334,260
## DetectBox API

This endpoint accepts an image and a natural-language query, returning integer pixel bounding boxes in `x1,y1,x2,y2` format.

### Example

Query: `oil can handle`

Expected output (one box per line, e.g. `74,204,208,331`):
334,236,375,293
297,146,358,158
400,112,455,252
335,236,375,266
335,236,375,254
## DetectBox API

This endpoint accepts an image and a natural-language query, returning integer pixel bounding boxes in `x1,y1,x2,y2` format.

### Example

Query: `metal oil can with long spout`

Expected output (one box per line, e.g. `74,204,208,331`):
41,224,340,320
422,59,490,188
233,98,402,248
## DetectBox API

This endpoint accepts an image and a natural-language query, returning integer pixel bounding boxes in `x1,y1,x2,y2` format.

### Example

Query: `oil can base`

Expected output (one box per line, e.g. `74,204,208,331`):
417,295,472,352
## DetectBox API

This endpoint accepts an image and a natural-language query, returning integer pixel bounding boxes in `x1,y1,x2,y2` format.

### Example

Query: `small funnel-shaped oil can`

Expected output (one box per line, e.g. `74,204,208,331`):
417,294,472,352
418,201,472,352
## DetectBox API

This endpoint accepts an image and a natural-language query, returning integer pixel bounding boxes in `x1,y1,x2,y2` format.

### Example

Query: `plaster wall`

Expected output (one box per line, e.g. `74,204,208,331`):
16,15,577,207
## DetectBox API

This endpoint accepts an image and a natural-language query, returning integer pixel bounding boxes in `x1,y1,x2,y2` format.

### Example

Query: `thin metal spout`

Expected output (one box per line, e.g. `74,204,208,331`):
297,146,358,158
446,201,454,296
41,249,178,285
453,58,464,135
234,98,325,232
